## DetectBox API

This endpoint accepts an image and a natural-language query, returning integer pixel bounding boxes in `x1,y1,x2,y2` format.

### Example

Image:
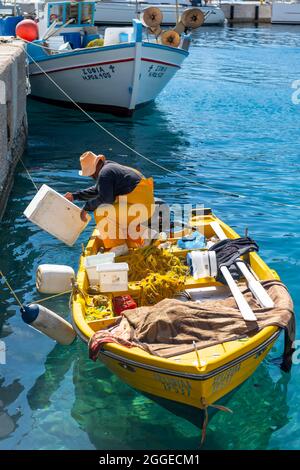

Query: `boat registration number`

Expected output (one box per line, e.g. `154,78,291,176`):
81,65,116,80
147,65,167,78
212,364,241,393
153,373,192,397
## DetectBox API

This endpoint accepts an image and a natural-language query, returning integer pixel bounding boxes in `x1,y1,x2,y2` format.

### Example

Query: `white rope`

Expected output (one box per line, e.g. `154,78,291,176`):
19,157,39,191
25,49,300,210
25,49,244,199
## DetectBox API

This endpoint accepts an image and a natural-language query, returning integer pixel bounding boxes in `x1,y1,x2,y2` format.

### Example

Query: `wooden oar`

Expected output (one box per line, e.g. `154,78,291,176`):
210,221,274,309
208,221,257,321
44,18,75,41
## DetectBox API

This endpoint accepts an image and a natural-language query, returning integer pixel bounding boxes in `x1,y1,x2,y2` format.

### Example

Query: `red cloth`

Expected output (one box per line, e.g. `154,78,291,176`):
88,319,134,361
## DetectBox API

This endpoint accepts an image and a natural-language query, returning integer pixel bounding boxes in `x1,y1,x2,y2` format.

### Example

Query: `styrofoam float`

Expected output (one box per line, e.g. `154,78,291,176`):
24,184,91,246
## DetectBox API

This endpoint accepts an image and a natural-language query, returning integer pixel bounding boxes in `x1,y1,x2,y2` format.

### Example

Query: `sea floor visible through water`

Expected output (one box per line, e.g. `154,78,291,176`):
1,24,300,450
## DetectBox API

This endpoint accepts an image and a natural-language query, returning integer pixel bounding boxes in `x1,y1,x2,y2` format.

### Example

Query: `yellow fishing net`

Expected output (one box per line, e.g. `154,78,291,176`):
127,245,189,306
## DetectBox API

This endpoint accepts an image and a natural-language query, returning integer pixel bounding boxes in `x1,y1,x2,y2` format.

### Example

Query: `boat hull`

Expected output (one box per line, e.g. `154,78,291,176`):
95,329,279,410
94,3,225,26
28,41,188,115
271,2,300,24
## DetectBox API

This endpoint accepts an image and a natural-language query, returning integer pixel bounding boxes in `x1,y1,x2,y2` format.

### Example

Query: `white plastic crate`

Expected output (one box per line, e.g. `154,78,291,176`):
97,262,129,292
84,252,115,285
24,184,91,246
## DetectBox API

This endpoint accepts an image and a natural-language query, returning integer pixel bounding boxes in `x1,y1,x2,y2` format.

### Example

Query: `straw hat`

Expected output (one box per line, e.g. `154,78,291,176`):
79,151,105,176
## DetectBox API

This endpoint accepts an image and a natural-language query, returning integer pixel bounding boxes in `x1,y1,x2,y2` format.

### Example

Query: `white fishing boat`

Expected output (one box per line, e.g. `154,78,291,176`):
25,1,204,116
271,1,300,24
94,0,225,26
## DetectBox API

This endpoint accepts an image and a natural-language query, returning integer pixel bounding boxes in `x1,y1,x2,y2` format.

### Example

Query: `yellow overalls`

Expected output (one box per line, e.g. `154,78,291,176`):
94,169,155,249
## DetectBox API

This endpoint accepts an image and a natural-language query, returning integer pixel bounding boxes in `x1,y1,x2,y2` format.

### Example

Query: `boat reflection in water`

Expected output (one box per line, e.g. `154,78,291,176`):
26,340,290,448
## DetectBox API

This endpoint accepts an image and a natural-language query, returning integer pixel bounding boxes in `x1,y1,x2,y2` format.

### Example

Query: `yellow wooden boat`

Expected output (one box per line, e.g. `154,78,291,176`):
71,208,282,426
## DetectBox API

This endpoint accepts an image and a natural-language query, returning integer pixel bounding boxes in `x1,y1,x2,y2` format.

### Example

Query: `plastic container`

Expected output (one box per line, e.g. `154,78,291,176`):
177,231,205,250
187,250,217,279
84,253,115,285
23,184,91,246
119,32,128,43
0,16,23,36
36,264,75,294
112,295,137,315
97,262,129,292
47,36,65,50
61,32,82,49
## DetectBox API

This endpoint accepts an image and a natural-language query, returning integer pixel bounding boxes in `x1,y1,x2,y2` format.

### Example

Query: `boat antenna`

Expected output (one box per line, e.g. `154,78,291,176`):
175,0,180,23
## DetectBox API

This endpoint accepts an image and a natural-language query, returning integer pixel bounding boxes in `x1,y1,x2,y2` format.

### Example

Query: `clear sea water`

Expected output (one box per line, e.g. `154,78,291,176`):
1,24,300,450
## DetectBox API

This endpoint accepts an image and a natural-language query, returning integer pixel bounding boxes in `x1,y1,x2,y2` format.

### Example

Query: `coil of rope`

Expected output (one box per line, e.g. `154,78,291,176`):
126,245,189,305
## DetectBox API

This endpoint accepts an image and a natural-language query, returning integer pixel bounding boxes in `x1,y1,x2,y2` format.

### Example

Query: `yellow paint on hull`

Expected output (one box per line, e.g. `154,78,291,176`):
71,209,281,411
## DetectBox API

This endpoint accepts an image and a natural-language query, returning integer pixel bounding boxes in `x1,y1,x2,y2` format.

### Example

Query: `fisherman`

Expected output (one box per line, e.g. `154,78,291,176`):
64,151,154,249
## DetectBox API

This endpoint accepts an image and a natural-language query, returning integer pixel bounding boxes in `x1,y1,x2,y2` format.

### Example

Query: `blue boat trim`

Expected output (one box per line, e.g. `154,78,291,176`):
47,1,96,28
28,42,136,63
133,19,143,43
28,41,188,65
142,41,189,57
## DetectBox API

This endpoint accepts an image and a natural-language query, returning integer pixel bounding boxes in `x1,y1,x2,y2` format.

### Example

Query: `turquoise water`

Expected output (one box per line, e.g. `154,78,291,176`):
1,24,300,450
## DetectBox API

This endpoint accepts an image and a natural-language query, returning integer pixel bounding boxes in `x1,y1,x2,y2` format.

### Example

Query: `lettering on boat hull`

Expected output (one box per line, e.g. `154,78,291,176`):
153,372,192,397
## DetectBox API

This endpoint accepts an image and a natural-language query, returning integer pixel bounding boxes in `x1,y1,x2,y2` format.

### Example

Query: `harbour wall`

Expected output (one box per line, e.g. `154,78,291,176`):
220,2,272,24
0,39,27,220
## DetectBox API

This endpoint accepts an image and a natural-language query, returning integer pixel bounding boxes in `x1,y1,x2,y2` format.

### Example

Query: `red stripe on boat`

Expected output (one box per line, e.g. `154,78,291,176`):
30,57,180,76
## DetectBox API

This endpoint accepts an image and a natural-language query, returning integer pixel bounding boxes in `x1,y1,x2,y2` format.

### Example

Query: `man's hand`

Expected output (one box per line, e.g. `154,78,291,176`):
64,192,74,202
80,209,88,222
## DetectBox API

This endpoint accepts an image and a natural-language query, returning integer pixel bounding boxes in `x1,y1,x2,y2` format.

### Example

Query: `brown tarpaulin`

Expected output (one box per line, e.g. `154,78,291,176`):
89,280,295,371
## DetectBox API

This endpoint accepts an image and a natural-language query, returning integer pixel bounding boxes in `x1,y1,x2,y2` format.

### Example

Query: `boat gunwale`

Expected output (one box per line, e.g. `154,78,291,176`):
71,315,280,380
28,40,189,65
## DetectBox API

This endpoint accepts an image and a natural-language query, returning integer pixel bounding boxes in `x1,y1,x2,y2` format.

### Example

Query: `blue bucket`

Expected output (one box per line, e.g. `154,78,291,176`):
0,16,23,36
61,32,82,49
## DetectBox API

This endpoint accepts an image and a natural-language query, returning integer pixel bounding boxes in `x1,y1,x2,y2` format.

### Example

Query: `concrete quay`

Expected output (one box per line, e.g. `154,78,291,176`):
0,38,27,220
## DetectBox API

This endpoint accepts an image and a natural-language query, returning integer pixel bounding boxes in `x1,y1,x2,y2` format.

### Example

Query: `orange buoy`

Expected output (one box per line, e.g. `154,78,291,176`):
16,19,39,42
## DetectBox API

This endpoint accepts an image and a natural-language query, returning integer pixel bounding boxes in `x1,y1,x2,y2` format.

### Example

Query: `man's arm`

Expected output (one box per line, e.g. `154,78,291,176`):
72,185,98,201
83,173,115,212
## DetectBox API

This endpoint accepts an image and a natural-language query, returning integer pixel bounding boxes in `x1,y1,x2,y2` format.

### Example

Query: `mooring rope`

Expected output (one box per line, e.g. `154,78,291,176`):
24,48,300,210
0,270,73,308
0,270,24,308
18,157,39,191
34,290,72,304
25,49,245,199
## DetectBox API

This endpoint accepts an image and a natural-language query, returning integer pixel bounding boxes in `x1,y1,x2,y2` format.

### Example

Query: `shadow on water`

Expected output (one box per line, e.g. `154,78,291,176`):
25,338,291,450
25,100,190,176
